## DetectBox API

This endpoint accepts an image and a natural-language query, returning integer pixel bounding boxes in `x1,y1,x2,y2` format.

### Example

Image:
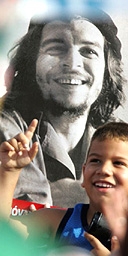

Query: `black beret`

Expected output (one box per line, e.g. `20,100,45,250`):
85,9,122,60
28,8,122,60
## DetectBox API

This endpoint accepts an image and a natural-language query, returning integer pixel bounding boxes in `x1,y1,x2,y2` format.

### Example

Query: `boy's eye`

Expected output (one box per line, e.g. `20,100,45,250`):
90,158,100,163
114,161,125,166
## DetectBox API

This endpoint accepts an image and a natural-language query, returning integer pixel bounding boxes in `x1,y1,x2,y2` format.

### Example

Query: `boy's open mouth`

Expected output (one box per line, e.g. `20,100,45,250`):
93,182,115,188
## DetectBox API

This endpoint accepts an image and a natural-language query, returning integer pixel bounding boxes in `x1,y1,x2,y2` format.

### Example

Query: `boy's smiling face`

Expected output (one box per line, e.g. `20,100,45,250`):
82,138,128,212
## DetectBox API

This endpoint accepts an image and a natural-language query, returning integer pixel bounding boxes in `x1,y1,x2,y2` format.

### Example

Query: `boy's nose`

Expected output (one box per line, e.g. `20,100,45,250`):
62,47,84,70
96,162,113,176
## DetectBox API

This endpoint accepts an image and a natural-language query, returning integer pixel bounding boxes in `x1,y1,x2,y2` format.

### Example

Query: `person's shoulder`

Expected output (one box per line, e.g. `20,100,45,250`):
32,207,67,236
107,114,124,123
0,110,27,127
0,110,28,141
36,207,67,221
1,109,21,120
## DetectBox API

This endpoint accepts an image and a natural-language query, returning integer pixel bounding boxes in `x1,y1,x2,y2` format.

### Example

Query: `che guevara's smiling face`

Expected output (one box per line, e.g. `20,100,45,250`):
36,18,105,112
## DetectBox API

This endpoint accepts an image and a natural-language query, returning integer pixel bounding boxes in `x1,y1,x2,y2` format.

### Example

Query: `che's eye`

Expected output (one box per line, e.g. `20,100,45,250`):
45,45,66,55
79,47,98,57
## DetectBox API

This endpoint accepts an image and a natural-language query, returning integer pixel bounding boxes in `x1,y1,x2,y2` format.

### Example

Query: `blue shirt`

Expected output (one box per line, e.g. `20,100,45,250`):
56,204,93,251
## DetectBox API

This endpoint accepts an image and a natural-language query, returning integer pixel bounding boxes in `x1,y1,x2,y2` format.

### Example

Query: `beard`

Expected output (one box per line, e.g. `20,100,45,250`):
42,97,88,118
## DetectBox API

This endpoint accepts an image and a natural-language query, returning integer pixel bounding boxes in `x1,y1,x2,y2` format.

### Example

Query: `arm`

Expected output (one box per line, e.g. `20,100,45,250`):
0,119,66,239
0,119,38,218
0,111,52,205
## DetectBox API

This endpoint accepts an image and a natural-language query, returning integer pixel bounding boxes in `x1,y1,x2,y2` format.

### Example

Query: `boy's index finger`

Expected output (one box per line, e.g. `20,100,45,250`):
25,119,38,142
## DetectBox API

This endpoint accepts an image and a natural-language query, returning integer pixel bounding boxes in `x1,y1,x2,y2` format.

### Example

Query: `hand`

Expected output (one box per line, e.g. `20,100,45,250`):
84,232,110,256
101,187,128,244
0,119,38,171
84,232,119,256
29,203,51,212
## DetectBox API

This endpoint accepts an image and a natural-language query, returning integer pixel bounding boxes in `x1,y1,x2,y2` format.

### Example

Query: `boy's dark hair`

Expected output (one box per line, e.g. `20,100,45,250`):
85,122,128,162
91,121,128,143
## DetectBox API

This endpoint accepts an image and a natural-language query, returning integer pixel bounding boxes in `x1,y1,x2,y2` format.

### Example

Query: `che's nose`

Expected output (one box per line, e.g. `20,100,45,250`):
96,162,113,176
62,47,84,70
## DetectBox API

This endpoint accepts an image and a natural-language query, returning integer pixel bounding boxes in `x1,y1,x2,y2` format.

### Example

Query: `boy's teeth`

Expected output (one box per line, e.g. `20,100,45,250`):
95,182,113,188
58,79,82,85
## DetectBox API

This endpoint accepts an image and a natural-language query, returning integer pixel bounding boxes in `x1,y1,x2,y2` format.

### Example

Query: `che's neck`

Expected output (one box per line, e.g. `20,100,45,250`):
47,110,89,153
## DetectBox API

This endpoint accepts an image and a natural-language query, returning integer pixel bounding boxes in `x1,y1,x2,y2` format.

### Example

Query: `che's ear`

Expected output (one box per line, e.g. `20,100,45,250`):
81,164,86,188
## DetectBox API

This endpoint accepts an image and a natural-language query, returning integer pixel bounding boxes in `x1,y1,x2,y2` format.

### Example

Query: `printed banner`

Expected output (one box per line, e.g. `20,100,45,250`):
11,198,66,216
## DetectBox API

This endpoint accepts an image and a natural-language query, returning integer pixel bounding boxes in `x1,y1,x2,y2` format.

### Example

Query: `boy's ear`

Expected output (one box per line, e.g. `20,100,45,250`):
81,164,86,188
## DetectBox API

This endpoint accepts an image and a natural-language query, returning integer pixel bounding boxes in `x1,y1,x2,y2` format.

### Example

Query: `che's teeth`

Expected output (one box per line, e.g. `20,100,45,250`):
58,79,82,85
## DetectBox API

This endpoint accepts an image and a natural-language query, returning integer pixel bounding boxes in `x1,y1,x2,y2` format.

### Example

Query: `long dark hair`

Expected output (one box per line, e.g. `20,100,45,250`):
3,20,126,127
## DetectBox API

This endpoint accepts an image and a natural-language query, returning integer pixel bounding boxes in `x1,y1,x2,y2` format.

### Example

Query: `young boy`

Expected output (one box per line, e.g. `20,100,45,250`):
0,119,127,255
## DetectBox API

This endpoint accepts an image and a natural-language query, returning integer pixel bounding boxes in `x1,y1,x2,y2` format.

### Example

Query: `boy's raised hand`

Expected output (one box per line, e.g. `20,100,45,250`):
0,119,38,170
